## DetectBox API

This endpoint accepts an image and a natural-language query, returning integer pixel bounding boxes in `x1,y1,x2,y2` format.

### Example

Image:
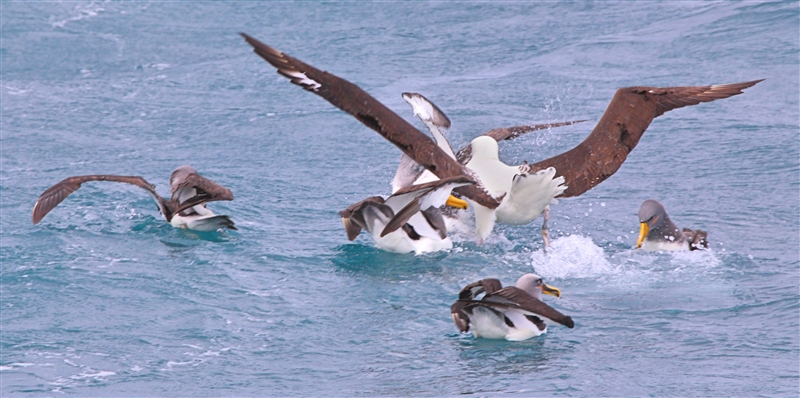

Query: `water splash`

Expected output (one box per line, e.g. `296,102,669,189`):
529,235,616,280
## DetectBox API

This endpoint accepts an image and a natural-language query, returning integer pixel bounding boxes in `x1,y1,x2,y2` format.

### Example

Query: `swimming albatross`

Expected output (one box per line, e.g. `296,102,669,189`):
240,33,761,241
340,175,474,254
32,165,236,231
636,199,708,251
450,274,574,340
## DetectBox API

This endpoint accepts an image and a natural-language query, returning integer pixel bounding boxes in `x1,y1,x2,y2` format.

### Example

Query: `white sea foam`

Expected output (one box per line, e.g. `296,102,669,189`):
530,234,616,280
0,362,36,371
50,3,105,28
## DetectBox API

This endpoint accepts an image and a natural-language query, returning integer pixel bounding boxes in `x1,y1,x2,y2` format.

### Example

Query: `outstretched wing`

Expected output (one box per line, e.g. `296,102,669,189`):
455,120,589,164
240,33,500,209
170,173,234,215
32,175,168,224
529,80,763,198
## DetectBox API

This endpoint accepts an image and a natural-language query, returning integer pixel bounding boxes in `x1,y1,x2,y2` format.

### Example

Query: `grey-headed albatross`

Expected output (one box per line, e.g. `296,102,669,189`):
240,33,761,242
451,273,574,340
636,199,708,251
32,165,236,231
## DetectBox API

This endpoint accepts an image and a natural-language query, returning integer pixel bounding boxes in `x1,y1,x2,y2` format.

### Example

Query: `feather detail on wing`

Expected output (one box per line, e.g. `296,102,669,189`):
241,33,500,209
528,80,763,198
169,173,234,215
450,278,504,333
483,286,574,328
32,175,168,224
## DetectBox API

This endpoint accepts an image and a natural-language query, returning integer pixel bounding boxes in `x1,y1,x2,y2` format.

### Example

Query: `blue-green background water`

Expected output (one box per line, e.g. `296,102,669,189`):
2,2,798,396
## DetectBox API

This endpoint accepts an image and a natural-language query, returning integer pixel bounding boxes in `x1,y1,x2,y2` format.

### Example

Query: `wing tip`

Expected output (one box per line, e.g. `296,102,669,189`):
32,201,42,224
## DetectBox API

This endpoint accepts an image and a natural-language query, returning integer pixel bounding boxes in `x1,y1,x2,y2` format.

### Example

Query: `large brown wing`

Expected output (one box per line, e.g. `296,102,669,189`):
485,286,574,328
32,175,168,224
455,120,589,164
170,173,234,215
240,33,499,209
529,80,763,197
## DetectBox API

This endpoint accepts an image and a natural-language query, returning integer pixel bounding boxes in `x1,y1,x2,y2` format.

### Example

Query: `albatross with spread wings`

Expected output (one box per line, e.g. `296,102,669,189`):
33,165,236,231
241,33,761,244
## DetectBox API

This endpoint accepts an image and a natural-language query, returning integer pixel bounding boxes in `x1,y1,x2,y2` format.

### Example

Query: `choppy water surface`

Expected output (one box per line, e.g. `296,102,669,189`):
2,2,798,396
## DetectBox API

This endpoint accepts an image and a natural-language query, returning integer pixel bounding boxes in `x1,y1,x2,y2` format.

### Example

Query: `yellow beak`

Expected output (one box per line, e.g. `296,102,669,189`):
541,283,561,298
636,222,649,248
445,195,469,210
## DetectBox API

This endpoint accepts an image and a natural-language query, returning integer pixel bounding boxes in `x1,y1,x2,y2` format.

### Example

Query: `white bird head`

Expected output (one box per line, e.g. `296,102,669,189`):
470,136,500,161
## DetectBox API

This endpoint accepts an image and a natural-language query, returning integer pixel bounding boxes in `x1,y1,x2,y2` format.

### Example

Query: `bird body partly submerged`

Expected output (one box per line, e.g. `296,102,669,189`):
636,199,707,251
339,176,474,254
33,165,236,232
451,274,574,341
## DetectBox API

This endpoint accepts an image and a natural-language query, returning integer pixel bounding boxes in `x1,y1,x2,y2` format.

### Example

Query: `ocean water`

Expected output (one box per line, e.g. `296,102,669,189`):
1,1,798,396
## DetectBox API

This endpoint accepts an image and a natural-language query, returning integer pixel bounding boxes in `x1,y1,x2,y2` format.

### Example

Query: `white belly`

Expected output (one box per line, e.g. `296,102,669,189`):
640,239,688,251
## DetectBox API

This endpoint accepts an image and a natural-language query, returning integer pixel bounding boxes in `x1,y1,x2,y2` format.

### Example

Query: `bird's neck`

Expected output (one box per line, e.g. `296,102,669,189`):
649,215,683,242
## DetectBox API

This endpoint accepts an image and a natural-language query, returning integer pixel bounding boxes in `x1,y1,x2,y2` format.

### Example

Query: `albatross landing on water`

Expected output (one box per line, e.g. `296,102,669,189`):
339,176,474,254
399,92,582,245
32,165,236,231
343,93,581,253
450,274,574,341
636,199,708,251
240,33,762,243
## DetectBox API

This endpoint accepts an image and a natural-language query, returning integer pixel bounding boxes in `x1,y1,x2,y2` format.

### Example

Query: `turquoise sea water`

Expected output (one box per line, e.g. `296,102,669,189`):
2,2,798,396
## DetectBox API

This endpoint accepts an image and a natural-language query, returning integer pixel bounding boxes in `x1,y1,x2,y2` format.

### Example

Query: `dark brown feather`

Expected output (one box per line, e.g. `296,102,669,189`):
528,80,763,197
484,286,574,328
380,197,421,238
682,228,709,250
170,172,235,215
338,196,387,241
420,207,447,240
457,278,504,300
241,33,500,209
32,175,168,224
450,278,504,332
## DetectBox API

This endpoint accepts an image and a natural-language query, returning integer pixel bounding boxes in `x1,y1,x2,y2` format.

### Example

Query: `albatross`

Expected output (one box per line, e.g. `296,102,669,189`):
342,93,581,253
399,92,582,244
340,176,474,254
450,273,574,341
636,199,708,251
32,165,236,231
240,33,761,242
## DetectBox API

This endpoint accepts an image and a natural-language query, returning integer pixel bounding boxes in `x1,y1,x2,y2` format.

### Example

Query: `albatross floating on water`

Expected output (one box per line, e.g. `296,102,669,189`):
340,176,474,254
636,199,707,251
32,165,236,231
240,33,761,243
450,274,574,341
